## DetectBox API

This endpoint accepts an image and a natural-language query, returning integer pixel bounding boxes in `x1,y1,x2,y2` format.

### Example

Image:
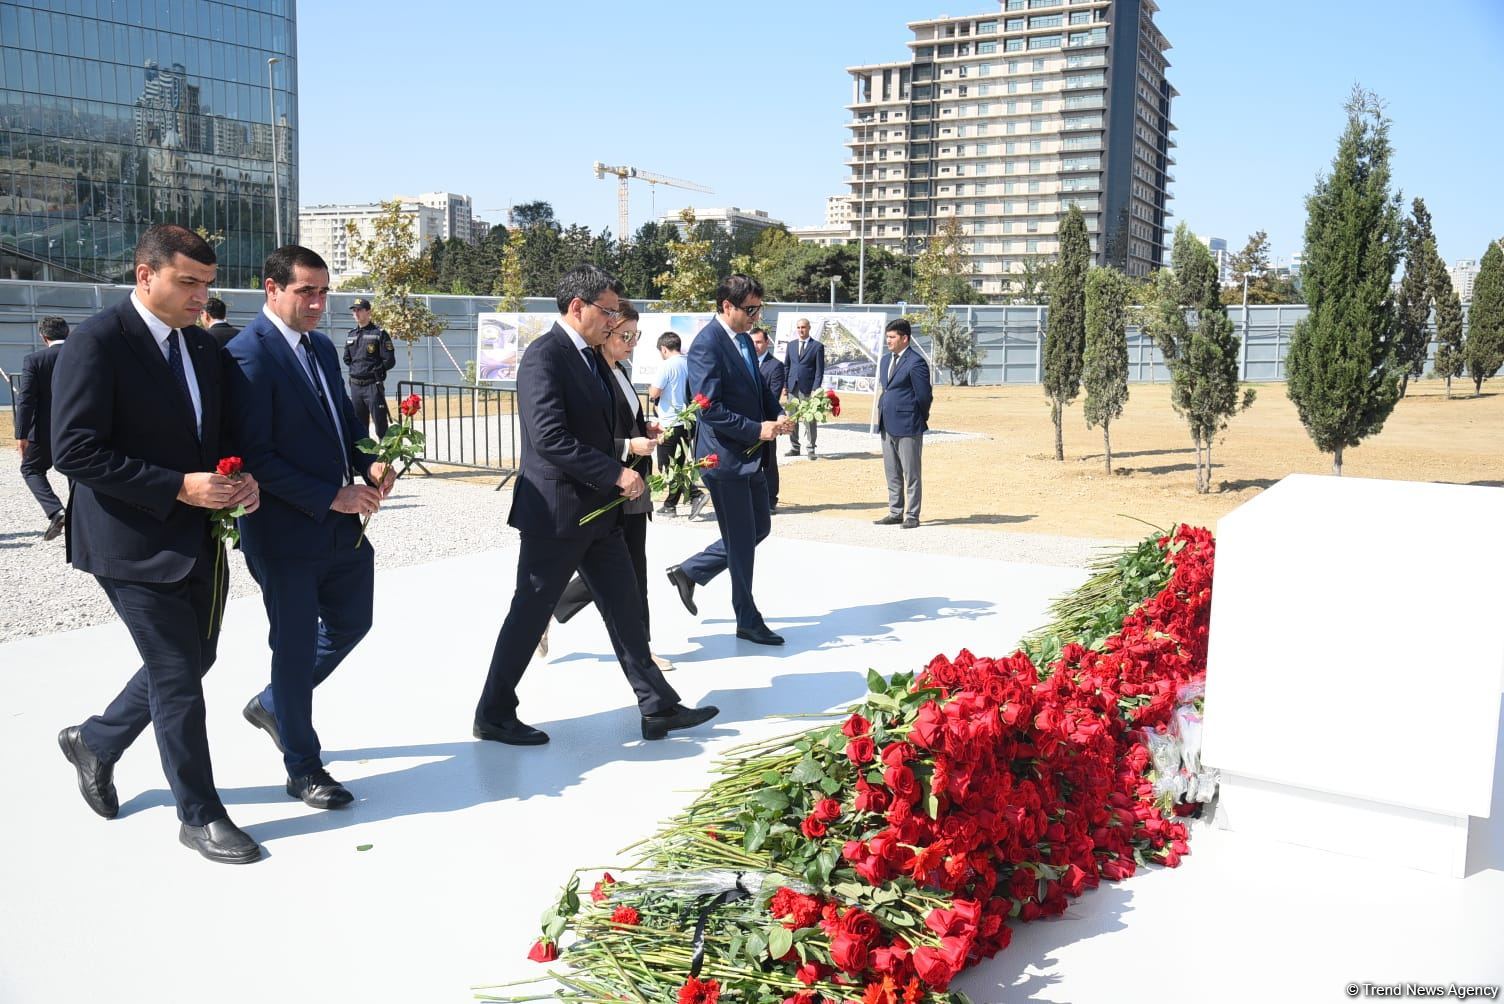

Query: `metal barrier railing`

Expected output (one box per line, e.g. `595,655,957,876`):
396,380,520,490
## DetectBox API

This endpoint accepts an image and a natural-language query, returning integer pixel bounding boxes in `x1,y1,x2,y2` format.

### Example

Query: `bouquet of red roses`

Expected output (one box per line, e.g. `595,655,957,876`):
205,456,247,638
487,526,1217,1004
579,394,714,526
354,393,424,548
749,389,840,456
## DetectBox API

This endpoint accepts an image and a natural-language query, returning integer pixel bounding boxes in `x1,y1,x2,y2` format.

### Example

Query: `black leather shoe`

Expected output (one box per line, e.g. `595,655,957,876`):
785,448,800,457
473,718,550,746
287,768,354,809
58,726,118,819
242,696,286,754
43,512,65,541
873,514,902,526
179,819,261,864
688,494,710,520
903,517,920,529
735,626,785,646
666,565,698,616
641,704,720,741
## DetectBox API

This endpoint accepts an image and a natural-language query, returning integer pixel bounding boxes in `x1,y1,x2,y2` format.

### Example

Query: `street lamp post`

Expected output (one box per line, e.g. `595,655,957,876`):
829,275,841,311
267,57,282,246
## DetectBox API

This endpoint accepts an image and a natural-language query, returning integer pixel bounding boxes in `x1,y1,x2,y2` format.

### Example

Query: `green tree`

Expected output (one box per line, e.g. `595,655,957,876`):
930,313,981,386
619,221,674,300
1465,240,1504,396
345,200,448,379
509,200,557,230
913,216,980,318
1043,204,1089,460
1009,255,1054,305
1286,87,1405,476
1430,266,1466,398
495,225,527,312
1082,266,1131,472
1228,229,1271,289
1394,198,1436,397
656,209,716,311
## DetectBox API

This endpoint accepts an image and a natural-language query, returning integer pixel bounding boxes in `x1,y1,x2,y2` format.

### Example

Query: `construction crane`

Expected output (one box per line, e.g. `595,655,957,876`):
592,162,712,244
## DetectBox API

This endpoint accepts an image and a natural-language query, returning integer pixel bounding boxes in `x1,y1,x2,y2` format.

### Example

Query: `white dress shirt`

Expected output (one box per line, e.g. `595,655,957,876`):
130,290,202,434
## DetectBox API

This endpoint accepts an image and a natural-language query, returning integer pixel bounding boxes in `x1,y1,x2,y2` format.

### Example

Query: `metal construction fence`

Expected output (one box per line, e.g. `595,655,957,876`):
0,278,1454,406
395,380,520,488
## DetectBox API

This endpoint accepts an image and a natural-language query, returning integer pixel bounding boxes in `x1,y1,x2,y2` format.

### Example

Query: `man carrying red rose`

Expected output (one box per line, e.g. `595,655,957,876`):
223,245,394,810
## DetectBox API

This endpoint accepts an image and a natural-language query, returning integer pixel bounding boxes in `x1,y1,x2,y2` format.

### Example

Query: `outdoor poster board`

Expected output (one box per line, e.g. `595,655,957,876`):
475,312,554,383
628,313,715,388
772,312,887,393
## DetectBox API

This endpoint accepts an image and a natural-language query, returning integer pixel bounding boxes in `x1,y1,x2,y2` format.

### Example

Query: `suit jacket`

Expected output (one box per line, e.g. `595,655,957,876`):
50,299,226,582
205,321,238,347
688,317,781,480
759,353,787,402
877,348,933,439
605,358,653,517
224,312,375,559
784,337,826,395
15,342,63,445
508,323,628,538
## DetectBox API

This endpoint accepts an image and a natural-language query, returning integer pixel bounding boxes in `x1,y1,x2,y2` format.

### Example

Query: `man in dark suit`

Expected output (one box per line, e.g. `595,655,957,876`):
874,318,933,530
750,326,785,513
14,315,69,539
51,224,264,864
198,297,238,347
782,316,826,458
224,246,391,809
475,264,716,744
666,276,793,645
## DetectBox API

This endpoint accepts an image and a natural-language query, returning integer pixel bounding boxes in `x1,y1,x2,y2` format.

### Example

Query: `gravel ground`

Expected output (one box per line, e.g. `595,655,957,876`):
0,430,1127,644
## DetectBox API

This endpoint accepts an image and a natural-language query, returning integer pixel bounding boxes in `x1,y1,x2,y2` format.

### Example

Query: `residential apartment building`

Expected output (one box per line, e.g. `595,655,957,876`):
409,191,476,243
1449,258,1479,303
845,0,1175,299
658,206,786,234
298,201,446,281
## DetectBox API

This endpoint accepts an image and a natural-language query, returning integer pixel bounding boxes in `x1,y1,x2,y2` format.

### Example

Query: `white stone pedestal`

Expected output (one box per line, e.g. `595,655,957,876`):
1202,474,1504,877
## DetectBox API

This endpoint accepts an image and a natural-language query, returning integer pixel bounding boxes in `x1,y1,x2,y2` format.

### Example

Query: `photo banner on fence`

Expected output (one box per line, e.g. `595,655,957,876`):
627,313,715,387
476,313,555,383
773,312,887,393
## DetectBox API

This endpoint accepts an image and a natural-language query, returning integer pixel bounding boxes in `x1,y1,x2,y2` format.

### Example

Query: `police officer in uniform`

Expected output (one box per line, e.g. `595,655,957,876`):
343,297,396,438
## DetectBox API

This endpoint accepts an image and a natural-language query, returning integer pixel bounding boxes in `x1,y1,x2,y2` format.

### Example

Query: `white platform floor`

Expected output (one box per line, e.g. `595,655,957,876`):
1,523,1500,1004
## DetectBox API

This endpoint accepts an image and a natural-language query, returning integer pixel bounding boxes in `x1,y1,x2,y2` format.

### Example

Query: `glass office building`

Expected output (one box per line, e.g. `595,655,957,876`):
0,0,297,288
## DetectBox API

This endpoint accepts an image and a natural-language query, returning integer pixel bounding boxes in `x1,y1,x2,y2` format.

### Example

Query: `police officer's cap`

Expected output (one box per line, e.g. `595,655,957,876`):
351,298,372,311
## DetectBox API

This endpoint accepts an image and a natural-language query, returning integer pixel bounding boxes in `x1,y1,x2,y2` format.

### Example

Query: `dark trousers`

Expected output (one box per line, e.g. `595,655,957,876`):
678,472,772,631
243,516,374,777
655,425,703,506
80,536,228,827
350,382,389,439
761,443,779,509
477,525,679,725
20,440,62,519
556,511,650,642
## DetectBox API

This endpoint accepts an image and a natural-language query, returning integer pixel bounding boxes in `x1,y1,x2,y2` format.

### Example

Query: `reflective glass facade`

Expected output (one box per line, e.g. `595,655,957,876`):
0,0,297,288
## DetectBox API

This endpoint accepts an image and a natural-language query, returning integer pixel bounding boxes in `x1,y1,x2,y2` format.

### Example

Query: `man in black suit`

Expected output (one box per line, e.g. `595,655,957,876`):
782,316,826,457
14,315,69,539
51,224,264,864
474,264,717,745
750,326,785,513
198,296,238,347
666,276,793,646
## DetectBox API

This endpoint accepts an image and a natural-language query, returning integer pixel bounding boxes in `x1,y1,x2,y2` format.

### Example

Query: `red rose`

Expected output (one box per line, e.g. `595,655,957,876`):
845,736,876,765
854,778,890,814
795,962,823,986
841,713,870,738
526,938,557,963
590,872,616,902
800,814,828,839
884,764,919,803
215,456,243,478
399,393,422,417
693,393,712,410
830,932,870,973
610,905,640,926
783,994,817,1004
700,453,720,469
841,908,880,943
815,797,843,822
912,946,959,988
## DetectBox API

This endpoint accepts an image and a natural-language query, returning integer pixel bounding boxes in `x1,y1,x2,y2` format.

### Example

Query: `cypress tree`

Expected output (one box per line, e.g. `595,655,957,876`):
1082,266,1131,473
1465,241,1504,396
1286,87,1405,476
1394,198,1436,398
1043,204,1090,460
1430,266,1466,398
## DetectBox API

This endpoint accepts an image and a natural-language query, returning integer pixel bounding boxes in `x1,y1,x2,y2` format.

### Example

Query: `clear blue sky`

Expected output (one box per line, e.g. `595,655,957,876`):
297,1,1504,266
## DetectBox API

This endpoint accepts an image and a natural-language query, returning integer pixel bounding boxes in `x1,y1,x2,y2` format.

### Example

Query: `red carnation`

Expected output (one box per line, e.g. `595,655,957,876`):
526,938,558,963
678,976,721,1004
610,905,640,927
215,456,243,478
693,393,712,410
590,872,616,902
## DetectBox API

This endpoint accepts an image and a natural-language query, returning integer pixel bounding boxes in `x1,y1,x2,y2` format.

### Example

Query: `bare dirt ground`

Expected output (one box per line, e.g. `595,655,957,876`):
772,380,1504,540
5,379,1498,543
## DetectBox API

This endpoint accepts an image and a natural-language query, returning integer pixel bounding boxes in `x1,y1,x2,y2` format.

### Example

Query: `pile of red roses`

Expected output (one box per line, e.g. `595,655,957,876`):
498,526,1215,1004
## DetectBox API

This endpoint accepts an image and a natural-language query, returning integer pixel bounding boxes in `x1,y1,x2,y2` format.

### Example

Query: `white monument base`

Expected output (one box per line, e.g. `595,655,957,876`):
1203,474,1504,878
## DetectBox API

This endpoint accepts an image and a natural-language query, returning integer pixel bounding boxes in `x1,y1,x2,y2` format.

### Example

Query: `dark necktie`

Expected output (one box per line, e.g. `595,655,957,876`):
165,329,198,438
301,334,352,481
582,347,610,401
798,339,806,358
735,332,760,385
